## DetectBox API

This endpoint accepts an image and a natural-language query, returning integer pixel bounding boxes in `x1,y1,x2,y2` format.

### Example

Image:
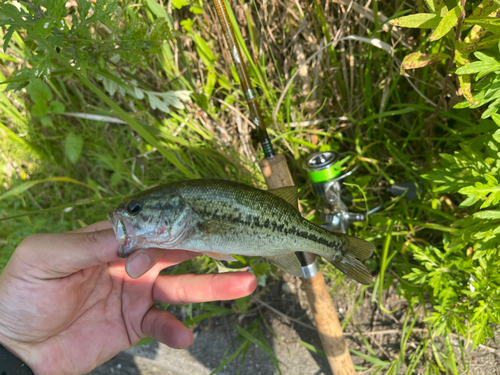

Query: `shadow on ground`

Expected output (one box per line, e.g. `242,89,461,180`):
88,277,332,375
88,273,500,375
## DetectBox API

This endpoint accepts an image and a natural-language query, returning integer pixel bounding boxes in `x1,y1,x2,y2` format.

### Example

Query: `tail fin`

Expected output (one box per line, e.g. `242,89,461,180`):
327,236,374,285
331,253,373,284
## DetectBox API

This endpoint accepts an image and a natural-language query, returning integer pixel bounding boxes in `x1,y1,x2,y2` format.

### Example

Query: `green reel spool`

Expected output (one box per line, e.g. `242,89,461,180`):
303,152,343,183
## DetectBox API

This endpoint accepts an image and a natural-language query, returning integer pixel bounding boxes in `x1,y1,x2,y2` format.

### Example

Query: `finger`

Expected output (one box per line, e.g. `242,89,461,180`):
141,307,193,349
126,249,199,279
18,229,119,276
71,220,112,233
153,272,257,304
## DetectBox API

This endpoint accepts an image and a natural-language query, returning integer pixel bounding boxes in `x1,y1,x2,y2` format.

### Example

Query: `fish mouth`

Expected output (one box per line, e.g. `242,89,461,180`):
108,212,132,258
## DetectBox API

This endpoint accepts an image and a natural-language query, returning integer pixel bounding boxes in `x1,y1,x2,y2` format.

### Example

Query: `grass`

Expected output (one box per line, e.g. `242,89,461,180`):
0,0,495,373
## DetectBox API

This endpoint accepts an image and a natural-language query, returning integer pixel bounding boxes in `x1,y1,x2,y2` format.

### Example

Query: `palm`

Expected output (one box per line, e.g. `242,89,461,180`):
0,224,256,375
4,260,140,374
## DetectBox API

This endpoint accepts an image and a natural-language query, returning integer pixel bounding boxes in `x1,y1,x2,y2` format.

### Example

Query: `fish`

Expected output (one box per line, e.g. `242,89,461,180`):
108,179,374,284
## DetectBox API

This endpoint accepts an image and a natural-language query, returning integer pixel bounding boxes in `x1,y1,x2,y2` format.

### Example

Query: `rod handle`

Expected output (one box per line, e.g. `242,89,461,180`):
258,154,357,375
258,154,293,189
303,271,357,375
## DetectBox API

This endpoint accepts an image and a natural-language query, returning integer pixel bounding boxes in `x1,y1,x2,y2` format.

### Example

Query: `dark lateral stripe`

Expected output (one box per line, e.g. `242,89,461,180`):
196,207,342,251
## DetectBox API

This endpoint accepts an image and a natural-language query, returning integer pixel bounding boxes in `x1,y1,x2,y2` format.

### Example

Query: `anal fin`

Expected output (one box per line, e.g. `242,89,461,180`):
203,251,237,262
266,253,303,277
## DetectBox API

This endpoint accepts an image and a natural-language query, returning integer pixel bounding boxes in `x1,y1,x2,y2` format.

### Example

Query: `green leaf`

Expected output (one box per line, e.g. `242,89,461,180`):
492,129,500,143
145,0,169,20
134,337,157,346
470,0,500,19
204,68,216,97
401,53,449,72
492,113,500,127
463,17,500,33
234,295,251,313
485,174,498,185
479,257,488,270
39,116,55,128
31,101,49,117
429,6,463,41
0,51,18,62
65,132,84,164
350,348,391,367
172,0,189,9
189,5,203,14
296,340,326,356
459,195,479,207
456,61,488,75
475,52,499,65
46,0,67,18
210,341,248,375
458,74,475,104
0,177,91,201
33,18,55,39
234,324,282,374
110,172,122,187
24,23,197,179
477,64,500,80
192,32,216,67
146,90,191,113
389,13,441,28
49,101,65,114
473,210,500,219
482,97,500,119
453,100,472,109
26,78,53,103
424,0,435,12
180,19,194,32
3,25,15,53
456,54,500,79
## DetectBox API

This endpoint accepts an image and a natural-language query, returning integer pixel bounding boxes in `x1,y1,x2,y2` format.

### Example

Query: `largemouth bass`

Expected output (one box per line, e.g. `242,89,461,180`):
108,179,374,284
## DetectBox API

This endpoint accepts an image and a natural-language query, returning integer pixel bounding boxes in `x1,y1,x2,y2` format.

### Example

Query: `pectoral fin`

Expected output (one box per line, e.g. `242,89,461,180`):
199,220,236,237
268,186,299,210
203,251,237,262
266,253,303,277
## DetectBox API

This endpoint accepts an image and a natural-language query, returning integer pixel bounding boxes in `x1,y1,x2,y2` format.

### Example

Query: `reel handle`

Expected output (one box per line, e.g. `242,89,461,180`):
388,181,422,200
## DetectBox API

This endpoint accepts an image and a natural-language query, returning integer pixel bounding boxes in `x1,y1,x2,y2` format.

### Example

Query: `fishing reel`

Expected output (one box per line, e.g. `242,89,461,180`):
303,151,421,234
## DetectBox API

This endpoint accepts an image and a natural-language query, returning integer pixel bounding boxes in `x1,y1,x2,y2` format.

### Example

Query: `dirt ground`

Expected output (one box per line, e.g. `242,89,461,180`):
87,274,500,375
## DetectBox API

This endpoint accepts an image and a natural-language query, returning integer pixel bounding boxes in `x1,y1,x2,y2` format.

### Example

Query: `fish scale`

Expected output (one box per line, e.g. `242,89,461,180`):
108,179,375,284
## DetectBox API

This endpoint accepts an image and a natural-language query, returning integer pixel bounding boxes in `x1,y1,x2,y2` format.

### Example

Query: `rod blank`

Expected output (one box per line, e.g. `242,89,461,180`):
212,0,274,158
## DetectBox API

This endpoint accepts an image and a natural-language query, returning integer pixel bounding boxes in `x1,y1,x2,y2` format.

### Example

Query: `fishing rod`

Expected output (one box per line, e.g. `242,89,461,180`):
212,0,273,159
212,1,356,374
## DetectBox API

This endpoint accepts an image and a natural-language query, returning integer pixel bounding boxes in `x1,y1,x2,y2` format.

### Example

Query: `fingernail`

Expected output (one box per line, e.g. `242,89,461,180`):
127,253,150,279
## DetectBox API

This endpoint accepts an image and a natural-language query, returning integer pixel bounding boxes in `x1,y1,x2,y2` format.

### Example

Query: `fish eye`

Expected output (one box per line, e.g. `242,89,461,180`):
126,201,142,215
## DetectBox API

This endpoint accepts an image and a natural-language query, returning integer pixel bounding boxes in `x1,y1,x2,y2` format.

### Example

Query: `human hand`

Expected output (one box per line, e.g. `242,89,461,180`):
0,221,257,375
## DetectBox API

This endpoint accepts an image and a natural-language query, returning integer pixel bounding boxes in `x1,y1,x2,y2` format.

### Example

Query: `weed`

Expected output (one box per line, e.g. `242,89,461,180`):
2,0,500,373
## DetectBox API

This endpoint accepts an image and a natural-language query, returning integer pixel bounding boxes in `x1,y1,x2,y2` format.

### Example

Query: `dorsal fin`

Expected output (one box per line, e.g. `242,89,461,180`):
268,186,299,210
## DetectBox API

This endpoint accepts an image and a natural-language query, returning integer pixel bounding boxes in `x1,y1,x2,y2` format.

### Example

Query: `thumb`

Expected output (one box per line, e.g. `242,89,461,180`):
16,228,120,277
